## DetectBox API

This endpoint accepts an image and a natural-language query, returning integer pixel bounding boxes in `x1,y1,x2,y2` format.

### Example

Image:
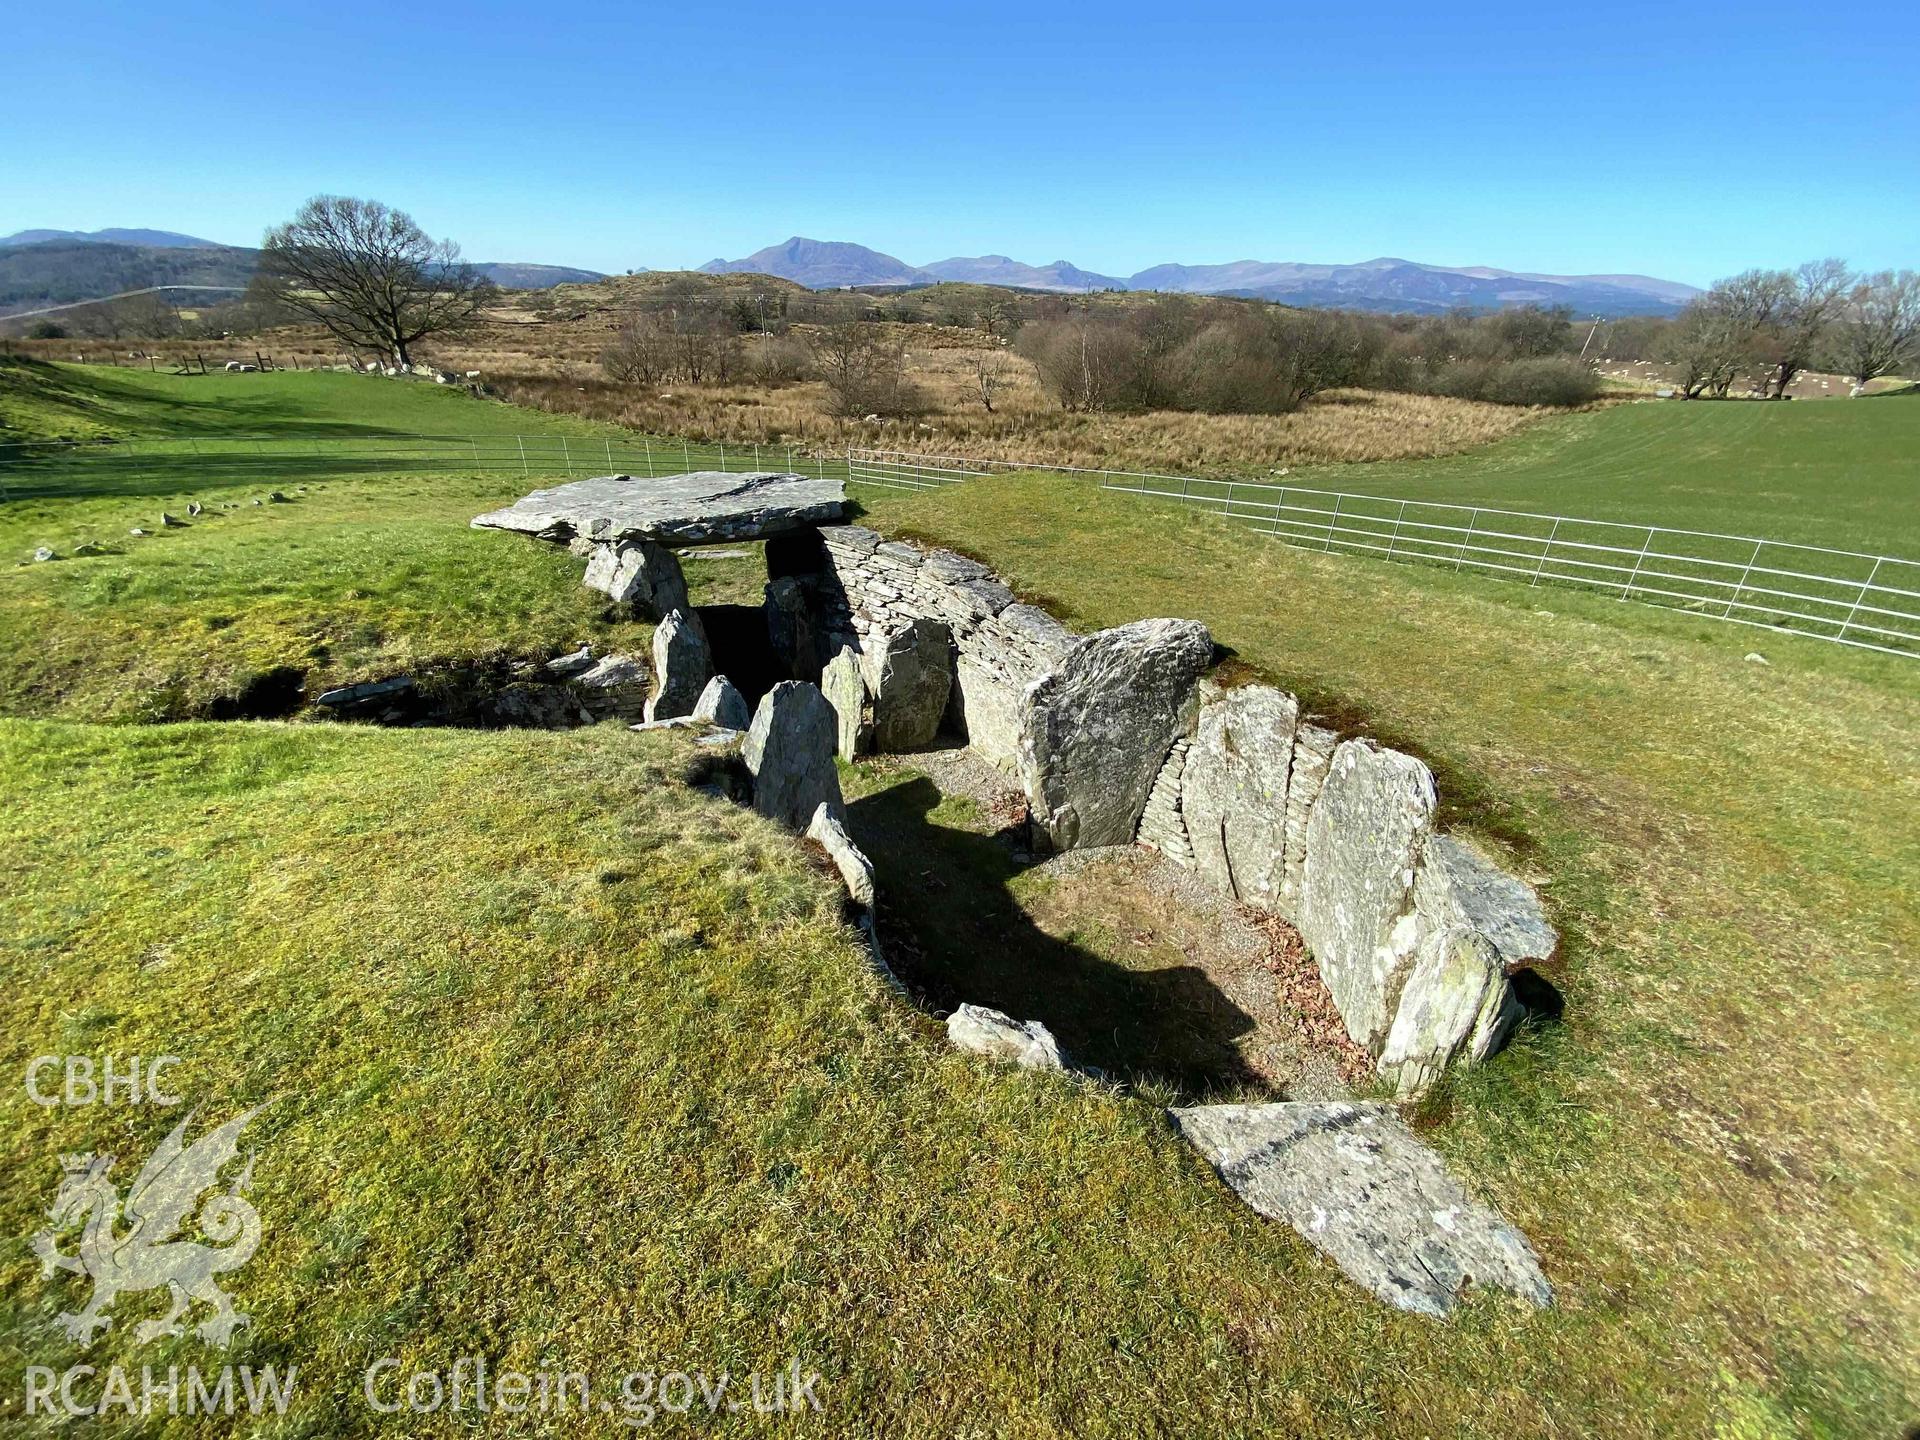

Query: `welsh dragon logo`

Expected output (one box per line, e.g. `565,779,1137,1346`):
31,1106,266,1346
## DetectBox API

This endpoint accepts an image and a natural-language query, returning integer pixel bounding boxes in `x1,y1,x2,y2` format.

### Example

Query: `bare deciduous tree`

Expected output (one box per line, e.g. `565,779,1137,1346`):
808,324,920,417
1664,299,1751,399
1765,258,1853,397
968,349,1012,413
257,196,492,367
1831,270,1920,387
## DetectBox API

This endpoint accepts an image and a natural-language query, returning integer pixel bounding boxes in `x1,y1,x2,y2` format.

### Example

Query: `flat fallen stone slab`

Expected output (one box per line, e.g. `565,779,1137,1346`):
472,471,849,546
1170,1100,1552,1317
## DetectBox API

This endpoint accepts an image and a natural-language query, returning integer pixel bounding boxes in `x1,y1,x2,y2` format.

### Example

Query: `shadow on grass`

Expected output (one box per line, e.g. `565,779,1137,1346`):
0,453,482,502
846,769,1273,1102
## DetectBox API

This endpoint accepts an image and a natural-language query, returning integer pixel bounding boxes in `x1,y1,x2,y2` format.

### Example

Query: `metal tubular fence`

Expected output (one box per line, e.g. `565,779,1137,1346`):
845,448,1920,659
4,433,1914,659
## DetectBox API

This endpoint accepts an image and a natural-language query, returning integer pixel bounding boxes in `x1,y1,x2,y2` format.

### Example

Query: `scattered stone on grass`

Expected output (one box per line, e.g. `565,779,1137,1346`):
946,1004,1069,1071
1169,1100,1553,1318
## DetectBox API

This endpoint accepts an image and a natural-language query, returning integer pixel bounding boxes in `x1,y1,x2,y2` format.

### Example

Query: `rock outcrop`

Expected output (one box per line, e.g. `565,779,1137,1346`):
863,617,953,752
1020,619,1213,851
1170,1100,1553,1317
644,609,713,722
946,1004,1069,1071
743,681,844,830
472,470,849,546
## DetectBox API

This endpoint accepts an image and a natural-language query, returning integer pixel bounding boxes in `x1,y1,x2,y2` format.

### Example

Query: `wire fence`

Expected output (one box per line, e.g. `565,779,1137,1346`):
4,432,1914,659
846,448,1920,659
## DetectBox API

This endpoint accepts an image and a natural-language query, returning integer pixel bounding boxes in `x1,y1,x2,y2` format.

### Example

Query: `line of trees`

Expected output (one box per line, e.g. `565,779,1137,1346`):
1012,297,1603,414
1664,263,1919,398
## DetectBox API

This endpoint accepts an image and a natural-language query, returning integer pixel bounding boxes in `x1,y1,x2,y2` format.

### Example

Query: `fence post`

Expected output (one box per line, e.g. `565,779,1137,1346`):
517,436,529,478
1836,556,1884,642
682,438,691,471
1323,494,1342,552
718,442,726,472
1621,526,1657,600
1223,481,1236,519
605,437,614,472
643,435,653,474
1724,538,1763,617
562,435,573,476
1455,509,1480,570
1530,517,1562,586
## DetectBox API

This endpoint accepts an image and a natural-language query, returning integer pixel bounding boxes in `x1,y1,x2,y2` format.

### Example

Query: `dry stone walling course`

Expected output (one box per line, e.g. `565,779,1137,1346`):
474,474,1557,1316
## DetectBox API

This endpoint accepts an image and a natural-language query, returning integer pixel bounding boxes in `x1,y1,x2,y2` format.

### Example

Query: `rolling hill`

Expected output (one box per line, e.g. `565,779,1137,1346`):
0,234,607,317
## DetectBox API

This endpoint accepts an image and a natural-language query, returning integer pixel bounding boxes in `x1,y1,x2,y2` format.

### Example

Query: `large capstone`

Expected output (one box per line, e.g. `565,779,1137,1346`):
643,609,713,722
1020,618,1213,850
863,618,953,752
1296,740,1437,1049
743,681,844,830
1379,835,1556,1096
1170,1100,1552,1318
1181,683,1300,909
473,471,849,546
582,538,689,620
821,644,868,759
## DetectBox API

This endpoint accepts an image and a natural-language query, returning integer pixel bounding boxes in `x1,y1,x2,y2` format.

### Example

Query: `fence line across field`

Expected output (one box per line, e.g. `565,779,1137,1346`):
844,448,1920,659
4,433,1914,659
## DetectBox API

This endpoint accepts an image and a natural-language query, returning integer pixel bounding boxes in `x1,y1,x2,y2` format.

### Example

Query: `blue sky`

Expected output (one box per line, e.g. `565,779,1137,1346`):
3,1,1915,286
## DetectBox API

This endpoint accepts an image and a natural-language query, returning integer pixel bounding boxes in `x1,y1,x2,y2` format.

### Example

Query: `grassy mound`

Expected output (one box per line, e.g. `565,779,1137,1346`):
858,472,1920,1433
3,364,1914,1433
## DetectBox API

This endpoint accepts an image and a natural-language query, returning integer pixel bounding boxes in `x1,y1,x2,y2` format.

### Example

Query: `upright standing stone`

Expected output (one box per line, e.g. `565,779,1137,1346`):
1296,740,1437,1050
691,674,752,730
821,645,868,759
743,682,844,830
863,618,953,752
1280,724,1338,912
764,576,823,682
1020,618,1213,851
1181,683,1299,909
583,538,690,620
1379,835,1556,1096
643,609,713,722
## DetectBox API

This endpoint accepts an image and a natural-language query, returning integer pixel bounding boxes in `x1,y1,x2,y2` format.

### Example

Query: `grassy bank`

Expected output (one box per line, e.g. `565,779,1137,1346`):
858,472,1920,1435
1291,389,1920,554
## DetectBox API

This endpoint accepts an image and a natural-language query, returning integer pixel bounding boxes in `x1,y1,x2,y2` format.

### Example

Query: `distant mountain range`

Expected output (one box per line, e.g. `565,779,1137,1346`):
1,227,226,249
0,230,607,315
1,222,1698,319
701,236,1698,315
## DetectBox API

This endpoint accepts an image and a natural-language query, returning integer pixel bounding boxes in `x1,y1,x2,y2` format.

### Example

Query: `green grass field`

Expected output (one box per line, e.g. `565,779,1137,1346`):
2,361,1916,1435
1293,391,1920,556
